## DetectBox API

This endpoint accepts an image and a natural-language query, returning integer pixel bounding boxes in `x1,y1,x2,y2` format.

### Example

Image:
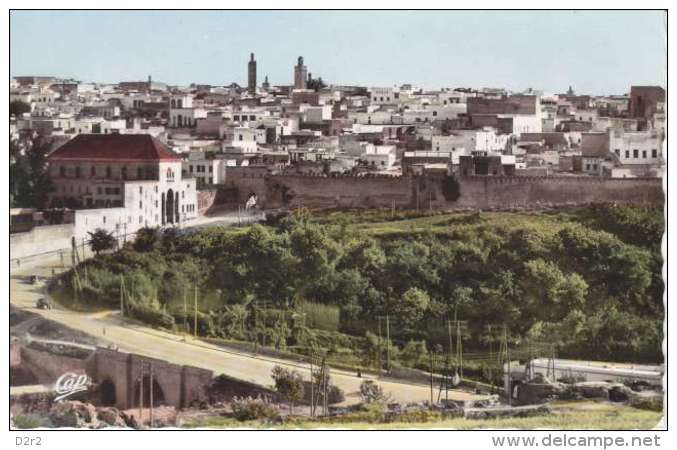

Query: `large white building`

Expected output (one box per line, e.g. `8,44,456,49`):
47,134,198,238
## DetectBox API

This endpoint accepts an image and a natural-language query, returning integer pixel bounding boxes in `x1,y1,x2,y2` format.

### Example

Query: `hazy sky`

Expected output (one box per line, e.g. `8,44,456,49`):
10,10,666,95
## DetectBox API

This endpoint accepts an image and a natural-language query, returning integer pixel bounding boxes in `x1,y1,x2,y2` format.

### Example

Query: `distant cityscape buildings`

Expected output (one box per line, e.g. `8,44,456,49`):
9,51,665,248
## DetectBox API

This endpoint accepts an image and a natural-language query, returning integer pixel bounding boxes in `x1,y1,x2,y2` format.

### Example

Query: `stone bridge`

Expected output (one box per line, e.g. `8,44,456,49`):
12,340,213,410
91,347,213,410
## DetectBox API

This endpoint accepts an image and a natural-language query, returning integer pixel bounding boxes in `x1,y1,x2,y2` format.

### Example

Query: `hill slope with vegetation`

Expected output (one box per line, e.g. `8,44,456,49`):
57,205,664,375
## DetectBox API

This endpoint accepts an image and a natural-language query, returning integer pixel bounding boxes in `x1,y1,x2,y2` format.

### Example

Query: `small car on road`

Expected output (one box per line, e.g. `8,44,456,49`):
36,298,52,310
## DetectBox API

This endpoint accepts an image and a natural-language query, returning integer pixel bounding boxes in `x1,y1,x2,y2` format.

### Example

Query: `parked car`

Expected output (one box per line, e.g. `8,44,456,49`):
29,275,39,284
36,298,52,310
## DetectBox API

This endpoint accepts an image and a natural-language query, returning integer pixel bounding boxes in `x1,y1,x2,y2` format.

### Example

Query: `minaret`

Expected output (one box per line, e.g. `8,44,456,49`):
247,53,257,95
262,75,270,92
294,56,307,90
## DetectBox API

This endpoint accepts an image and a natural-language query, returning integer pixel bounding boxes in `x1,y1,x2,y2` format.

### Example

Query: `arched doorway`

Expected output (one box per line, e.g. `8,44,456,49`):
174,194,179,223
133,375,166,407
166,189,174,224
99,379,117,406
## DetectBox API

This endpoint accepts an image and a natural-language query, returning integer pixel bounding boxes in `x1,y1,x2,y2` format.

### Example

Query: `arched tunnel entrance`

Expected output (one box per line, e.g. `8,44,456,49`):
133,375,166,407
98,379,117,406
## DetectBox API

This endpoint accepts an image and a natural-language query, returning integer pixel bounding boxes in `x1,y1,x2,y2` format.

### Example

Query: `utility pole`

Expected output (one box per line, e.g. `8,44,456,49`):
429,348,434,409
118,275,124,315
138,375,144,426
193,284,198,338
377,317,382,376
310,358,314,417
385,314,391,373
183,286,187,333
149,364,154,429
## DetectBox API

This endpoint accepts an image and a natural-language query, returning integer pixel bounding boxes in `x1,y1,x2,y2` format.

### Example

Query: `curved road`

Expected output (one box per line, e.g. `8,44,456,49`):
10,258,481,405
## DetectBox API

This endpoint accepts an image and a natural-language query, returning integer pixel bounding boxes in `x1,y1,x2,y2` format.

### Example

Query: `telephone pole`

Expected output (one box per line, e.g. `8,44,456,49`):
377,316,382,376
183,286,187,333
193,284,198,338
385,314,391,372
149,364,154,428
138,375,144,426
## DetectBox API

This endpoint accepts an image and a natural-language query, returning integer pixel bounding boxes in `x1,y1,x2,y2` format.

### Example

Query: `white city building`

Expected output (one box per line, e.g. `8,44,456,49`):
47,134,198,238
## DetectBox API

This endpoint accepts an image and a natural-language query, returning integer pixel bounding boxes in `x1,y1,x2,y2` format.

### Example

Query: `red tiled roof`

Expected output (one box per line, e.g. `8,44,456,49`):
48,134,180,162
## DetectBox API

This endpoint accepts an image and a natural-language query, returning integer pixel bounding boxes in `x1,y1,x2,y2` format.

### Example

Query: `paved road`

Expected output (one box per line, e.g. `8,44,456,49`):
10,213,483,406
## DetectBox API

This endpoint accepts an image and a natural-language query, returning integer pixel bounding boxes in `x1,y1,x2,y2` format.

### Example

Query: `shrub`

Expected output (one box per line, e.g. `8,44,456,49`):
297,300,340,332
130,304,175,329
230,396,280,421
359,380,388,404
12,414,43,429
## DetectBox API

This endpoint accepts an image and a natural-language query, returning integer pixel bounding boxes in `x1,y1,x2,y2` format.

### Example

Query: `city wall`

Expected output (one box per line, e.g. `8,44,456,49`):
222,173,662,211
449,176,663,209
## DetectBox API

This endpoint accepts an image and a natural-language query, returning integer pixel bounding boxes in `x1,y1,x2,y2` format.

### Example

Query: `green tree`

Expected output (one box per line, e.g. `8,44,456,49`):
392,287,431,328
132,227,160,252
271,365,304,414
10,100,31,116
88,229,117,255
520,259,588,323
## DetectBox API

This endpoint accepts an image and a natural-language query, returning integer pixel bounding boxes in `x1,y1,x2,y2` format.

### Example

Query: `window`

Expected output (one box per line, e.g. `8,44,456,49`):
189,165,193,172
103,216,106,224
642,150,647,159
121,167,127,179
138,167,143,179
250,115,255,121
75,167,81,178
625,150,630,159
633,149,639,158
615,149,620,156
139,186,143,194
652,149,658,158
139,201,143,209
106,166,112,178
60,166,66,177
239,135,243,141
209,166,213,173
97,187,102,195
91,166,96,177
585,164,590,171
139,216,143,224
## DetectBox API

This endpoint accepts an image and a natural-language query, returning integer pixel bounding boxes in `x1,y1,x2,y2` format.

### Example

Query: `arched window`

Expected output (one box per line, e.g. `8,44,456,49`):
106,166,112,178
121,167,127,180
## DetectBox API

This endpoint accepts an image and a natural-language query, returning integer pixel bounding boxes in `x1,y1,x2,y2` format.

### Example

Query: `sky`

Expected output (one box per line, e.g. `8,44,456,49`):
10,10,666,95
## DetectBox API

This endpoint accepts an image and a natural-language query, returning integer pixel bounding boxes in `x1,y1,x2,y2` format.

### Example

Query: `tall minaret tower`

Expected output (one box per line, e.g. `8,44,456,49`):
247,53,257,95
294,56,307,90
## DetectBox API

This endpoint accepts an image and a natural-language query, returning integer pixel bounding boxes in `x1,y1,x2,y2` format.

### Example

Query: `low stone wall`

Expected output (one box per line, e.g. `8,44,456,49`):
10,224,75,262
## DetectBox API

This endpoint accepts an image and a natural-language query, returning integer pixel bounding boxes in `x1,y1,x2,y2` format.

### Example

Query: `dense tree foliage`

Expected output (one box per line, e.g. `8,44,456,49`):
10,136,55,208
10,100,31,117
62,206,664,365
